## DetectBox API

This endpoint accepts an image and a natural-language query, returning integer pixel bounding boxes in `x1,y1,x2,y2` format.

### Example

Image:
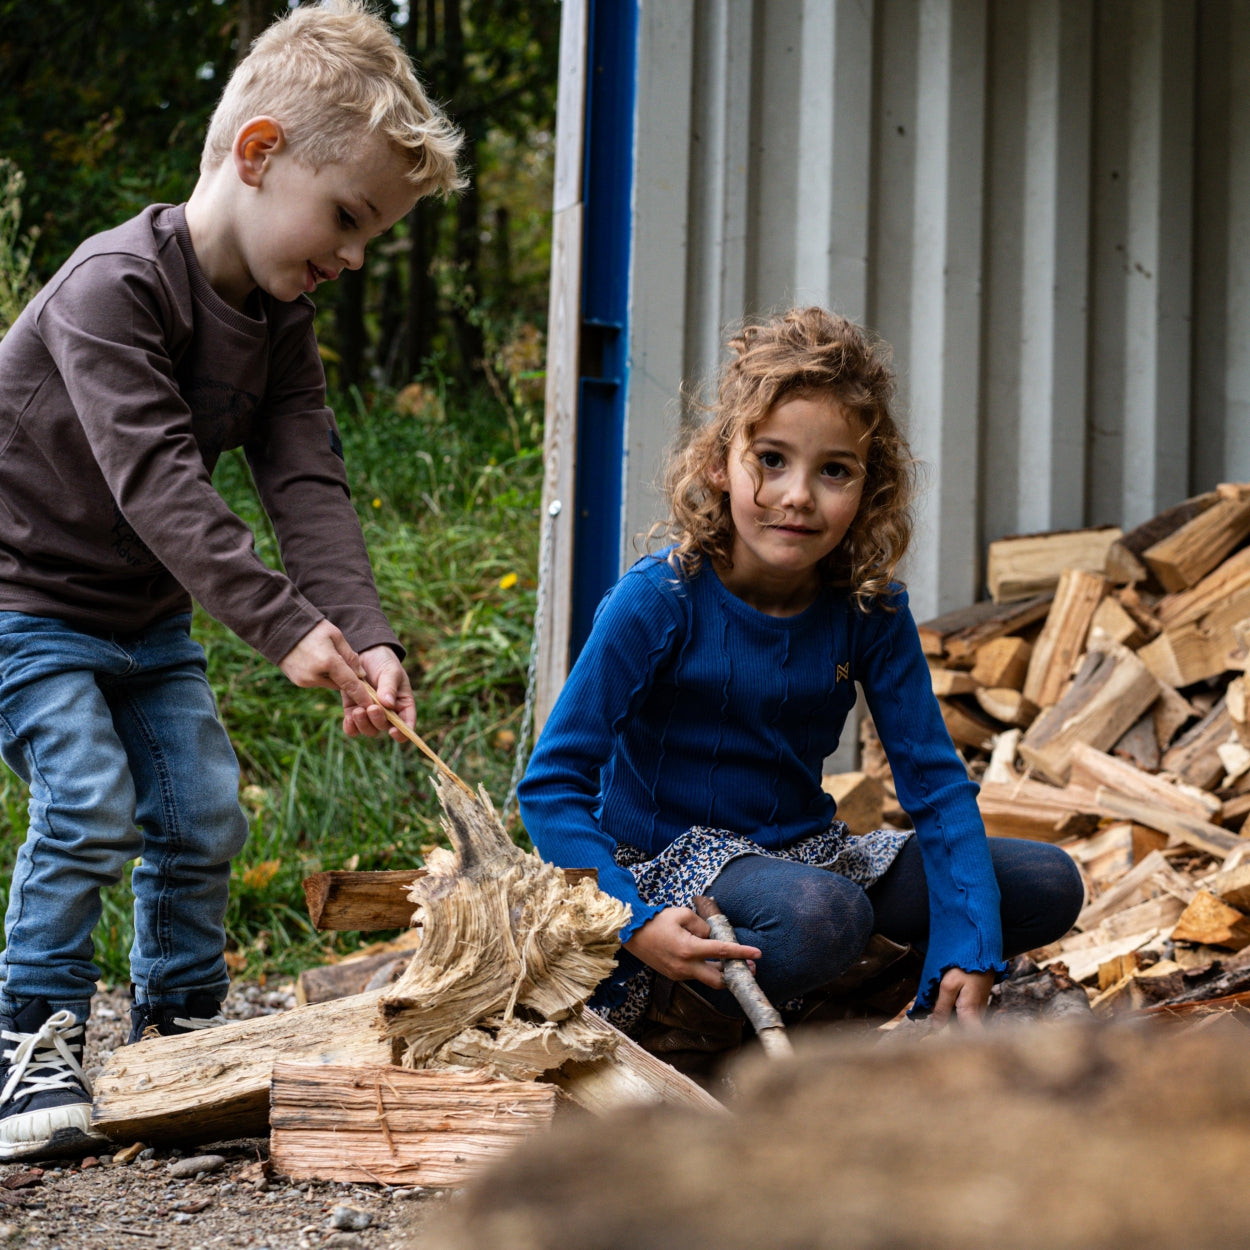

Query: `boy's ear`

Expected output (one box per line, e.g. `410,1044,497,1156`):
233,117,286,187
707,458,729,491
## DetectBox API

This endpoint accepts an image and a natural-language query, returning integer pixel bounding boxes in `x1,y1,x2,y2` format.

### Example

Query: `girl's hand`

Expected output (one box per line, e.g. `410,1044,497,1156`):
931,967,995,1025
624,906,762,989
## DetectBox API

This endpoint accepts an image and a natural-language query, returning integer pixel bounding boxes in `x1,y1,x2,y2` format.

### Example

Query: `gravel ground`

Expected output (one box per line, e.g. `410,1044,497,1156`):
0,984,447,1250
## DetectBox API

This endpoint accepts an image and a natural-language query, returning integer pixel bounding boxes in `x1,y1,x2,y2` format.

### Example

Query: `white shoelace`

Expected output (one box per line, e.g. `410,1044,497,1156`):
0,1011,91,1108
140,1007,227,1042
168,1010,227,1031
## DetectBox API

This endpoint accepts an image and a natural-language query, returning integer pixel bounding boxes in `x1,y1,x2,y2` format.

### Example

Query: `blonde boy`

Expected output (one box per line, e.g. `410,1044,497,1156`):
0,1,461,1160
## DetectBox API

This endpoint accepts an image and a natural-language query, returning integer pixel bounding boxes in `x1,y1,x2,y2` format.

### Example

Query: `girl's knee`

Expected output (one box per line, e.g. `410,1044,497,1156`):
780,877,874,980
998,841,1086,952
1046,846,1086,931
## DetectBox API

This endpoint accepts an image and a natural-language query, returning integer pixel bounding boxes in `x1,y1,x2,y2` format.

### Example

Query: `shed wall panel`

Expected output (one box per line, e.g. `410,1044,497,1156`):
563,0,1248,628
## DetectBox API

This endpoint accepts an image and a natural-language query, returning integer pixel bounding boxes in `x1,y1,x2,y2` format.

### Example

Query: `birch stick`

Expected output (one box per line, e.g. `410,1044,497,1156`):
692,895,793,1059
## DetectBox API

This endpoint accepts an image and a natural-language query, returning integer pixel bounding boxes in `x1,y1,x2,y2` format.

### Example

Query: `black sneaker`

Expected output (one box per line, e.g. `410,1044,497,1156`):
127,990,226,1045
0,998,104,1161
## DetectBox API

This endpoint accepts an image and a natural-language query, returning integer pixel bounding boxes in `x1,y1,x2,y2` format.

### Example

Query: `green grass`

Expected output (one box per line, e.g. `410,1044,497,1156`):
0,380,544,984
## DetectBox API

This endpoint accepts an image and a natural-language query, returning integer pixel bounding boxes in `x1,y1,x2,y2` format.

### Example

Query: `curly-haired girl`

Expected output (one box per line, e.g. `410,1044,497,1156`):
518,308,1082,1056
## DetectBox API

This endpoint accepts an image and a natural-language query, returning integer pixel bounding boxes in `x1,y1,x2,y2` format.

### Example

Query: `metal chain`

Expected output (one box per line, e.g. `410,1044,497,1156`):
503,497,562,824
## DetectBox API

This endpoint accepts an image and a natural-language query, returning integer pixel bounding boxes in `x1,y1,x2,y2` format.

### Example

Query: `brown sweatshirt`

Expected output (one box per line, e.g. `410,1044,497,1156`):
0,204,400,665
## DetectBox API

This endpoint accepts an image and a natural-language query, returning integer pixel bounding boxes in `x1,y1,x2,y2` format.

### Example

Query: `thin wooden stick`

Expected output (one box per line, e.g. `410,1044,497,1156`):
360,681,474,794
692,895,793,1059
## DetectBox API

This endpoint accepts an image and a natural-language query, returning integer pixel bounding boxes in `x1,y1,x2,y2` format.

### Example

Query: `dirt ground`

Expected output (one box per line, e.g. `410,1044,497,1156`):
0,984,447,1250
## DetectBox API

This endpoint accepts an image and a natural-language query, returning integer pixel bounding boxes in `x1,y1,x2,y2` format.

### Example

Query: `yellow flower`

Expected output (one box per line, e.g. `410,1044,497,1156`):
371,498,382,509
498,572,518,590
240,859,282,890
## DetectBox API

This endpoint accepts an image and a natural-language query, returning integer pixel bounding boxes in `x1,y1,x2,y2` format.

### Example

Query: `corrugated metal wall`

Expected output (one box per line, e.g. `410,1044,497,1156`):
617,0,1250,626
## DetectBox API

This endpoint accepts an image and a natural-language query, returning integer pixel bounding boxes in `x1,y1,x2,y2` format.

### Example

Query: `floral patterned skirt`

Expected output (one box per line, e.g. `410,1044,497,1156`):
602,821,912,1035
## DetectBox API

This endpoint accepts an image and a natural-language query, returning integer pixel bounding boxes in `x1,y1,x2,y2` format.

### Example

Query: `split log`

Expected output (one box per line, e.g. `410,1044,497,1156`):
1141,491,1250,592
1203,860,1250,911
1089,595,1146,649
1137,586,1250,687
92,989,397,1144
376,774,628,1081
938,698,999,751
821,771,885,835
975,778,1103,843
269,1064,557,1187
1153,683,1198,752
303,870,424,932
1155,546,1250,630
1063,823,1133,896
1171,891,1250,950
973,687,1038,728
304,866,598,932
984,525,1121,604
916,595,1052,660
970,636,1032,690
927,666,979,697
983,729,1022,784
542,1012,725,1116
1115,586,1164,643
1144,946,1250,1008
297,945,415,1005
1018,642,1161,785
1066,742,1221,822
1161,698,1234,791
1110,713,1160,772
1037,912,1181,983
1022,569,1107,708
1093,790,1244,861
1104,489,1219,588
1075,849,1197,932
1222,793,1250,833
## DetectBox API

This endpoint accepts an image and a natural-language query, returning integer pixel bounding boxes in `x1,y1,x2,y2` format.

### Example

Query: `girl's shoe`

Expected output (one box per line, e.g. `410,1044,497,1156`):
0,999,105,1161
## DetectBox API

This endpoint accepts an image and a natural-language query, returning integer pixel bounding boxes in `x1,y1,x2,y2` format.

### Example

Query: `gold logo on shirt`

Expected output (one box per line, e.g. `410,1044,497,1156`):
836,662,850,682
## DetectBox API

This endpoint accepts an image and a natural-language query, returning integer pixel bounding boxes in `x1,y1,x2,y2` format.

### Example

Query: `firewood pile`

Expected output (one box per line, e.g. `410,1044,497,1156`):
827,482,1250,1021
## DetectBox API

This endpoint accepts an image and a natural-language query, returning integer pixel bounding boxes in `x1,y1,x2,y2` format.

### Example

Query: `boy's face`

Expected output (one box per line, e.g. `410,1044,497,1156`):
233,123,419,305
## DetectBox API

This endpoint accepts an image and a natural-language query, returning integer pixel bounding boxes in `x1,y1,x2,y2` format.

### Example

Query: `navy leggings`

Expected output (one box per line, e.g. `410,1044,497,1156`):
694,836,1084,1013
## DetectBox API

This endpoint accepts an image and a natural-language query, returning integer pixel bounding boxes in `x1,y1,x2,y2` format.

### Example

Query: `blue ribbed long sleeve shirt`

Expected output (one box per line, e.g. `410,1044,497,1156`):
518,553,1004,1009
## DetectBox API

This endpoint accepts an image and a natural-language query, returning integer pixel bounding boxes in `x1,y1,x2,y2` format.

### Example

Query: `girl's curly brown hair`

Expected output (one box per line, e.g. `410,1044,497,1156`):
658,307,915,610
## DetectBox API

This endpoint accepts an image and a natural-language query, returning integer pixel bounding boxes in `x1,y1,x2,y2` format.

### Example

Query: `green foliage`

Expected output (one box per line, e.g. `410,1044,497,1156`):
0,0,234,273
0,160,40,337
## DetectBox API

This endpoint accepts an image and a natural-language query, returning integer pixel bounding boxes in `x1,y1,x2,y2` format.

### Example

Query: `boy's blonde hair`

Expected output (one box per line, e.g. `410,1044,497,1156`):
661,307,916,609
202,0,464,196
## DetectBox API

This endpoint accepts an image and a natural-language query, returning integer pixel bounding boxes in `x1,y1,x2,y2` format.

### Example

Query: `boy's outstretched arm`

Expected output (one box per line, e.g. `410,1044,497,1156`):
278,620,416,740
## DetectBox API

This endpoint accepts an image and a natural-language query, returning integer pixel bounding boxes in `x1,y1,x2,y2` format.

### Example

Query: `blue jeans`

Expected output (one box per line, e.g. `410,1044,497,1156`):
0,612,248,1022
695,835,1085,1013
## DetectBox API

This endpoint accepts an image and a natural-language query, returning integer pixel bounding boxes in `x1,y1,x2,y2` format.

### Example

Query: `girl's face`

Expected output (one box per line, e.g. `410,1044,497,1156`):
710,393,867,614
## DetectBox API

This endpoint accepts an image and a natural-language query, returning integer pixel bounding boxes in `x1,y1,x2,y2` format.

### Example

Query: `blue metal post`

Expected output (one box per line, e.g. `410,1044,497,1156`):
569,0,638,661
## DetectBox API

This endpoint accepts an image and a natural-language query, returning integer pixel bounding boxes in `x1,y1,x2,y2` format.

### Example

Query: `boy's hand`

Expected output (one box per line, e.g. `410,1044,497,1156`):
931,967,995,1026
279,619,369,701
345,646,416,741
624,906,761,989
